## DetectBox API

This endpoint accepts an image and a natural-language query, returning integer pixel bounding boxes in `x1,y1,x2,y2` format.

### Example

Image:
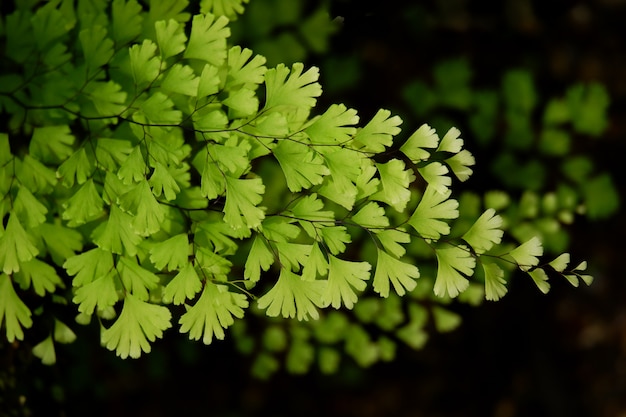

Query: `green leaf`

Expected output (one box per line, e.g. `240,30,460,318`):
353,109,402,153
566,83,610,136
273,140,329,192
373,249,419,297
111,0,143,44
155,19,187,59
223,87,259,116
288,193,335,237
0,212,39,274
400,123,438,162
0,273,33,342
117,256,160,300
351,202,389,229
14,258,64,296
179,282,248,344
446,150,475,182
321,255,371,309
432,306,462,333
408,186,459,240
64,247,114,287
118,180,165,236
79,25,114,71
118,146,147,185
29,125,75,164
13,187,48,229
257,269,325,321
226,46,267,89
38,222,83,266
197,64,221,97
56,147,94,187
136,92,183,125
316,148,361,209
32,335,56,365
163,263,202,304
62,179,105,226
417,162,450,194
129,40,161,88
549,253,570,273
161,64,199,96
184,13,230,66
101,294,172,359
301,241,328,281
508,236,543,271
305,104,358,145
95,138,133,171
83,81,128,117
244,235,274,282
434,245,475,298
371,159,415,212
200,0,250,19
528,268,550,294
263,63,322,111
436,127,464,154
149,162,181,200
376,229,410,259
483,262,507,301
92,204,142,255
149,233,189,271
462,209,503,254
72,269,119,315
223,175,265,230
19,155,58,193
582,173,619,220
318,225,351,255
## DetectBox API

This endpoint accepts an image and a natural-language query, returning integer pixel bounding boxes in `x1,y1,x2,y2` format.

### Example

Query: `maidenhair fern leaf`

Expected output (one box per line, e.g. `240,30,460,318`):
376,229,410,259
317,148,361,209
117,146,147,185
373,249,419,297
244,235,274,282
179,282,248,344
226,46,267,89
483,262,507,301
101,294,172,359
462,208,503,254
305,104,359,145
528,268,550,294
84,81,128,117
400,123,439,162
417,162,451,195
434,245,475,298
13,187,48,229
318,225,351,255
263,63,322,111
14,258,64,296
351,202,389,229
0,212,39,274
149,162,181,200
273,140,329,192
200,0,249,19
95,139,133,171
137,92,183,125
19,155,58,193
92,204,142,256
155,19,187,59
197,63,221,97
508,236,543,271
437,127,464,153
161,64,199,96
301,242,329,281
56,147,94,187
64,247,114,287
408,185,459,240
223,176,265,230
184,13,230,66
149,233,189,271
549,253,570,273
79,25,114,72
223,87,259,116
257,269,325,321
371,159,415,212
129,40,161,88
0,273,33,342
29,125,74,164
445,149,475,182
38,222,84,266
321,256,370,309
72,269,118,315
111,0,143,44
117,180,165,236
116,256,160,300
163,263,202,304
353,109,402,153
32,335,56,365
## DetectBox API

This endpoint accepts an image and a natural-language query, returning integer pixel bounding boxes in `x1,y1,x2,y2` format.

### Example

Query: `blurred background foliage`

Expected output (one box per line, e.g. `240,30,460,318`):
2,0,625,416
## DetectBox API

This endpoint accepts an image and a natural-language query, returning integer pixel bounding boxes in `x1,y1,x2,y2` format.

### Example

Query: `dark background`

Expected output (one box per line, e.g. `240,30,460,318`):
2,1,625,416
